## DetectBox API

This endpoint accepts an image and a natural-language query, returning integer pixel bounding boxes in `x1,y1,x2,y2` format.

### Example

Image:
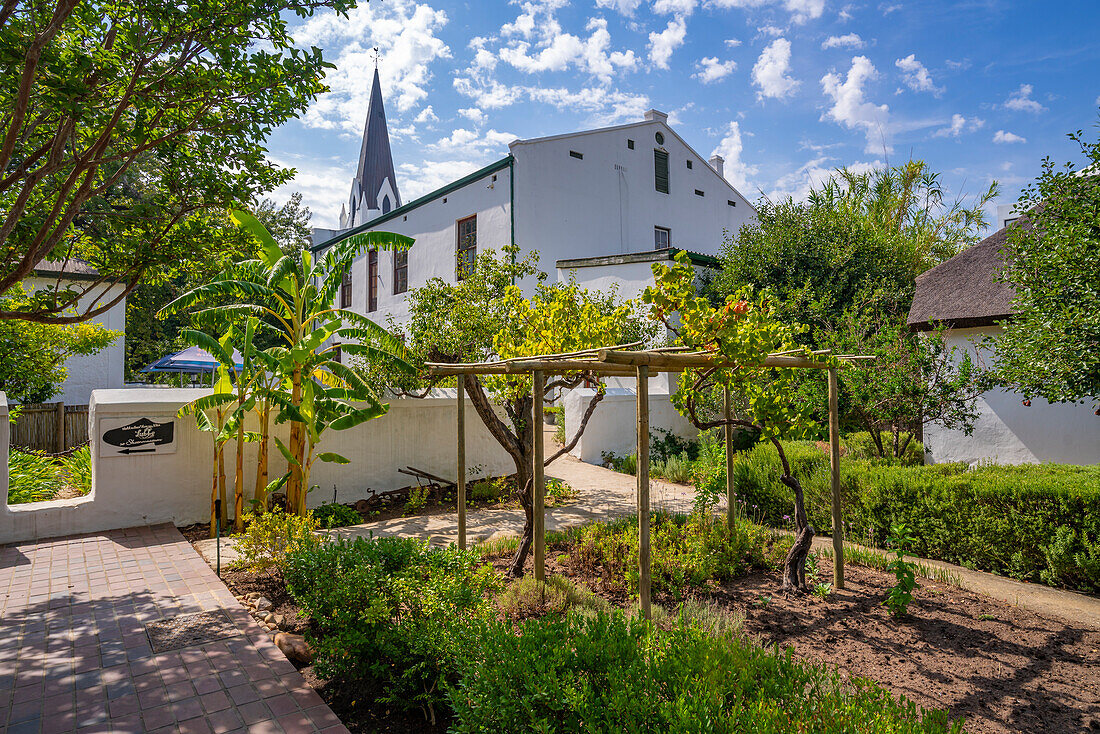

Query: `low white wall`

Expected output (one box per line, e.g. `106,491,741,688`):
564,387,698,465
925,326,1100,466
0,388,512,544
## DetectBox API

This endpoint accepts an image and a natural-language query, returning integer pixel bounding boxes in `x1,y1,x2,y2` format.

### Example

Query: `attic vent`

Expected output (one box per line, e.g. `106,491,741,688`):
727,200,736,207
654,150,669,194
686,160,693,169
569,150,583,159
694,189,705,197
627,139,635,150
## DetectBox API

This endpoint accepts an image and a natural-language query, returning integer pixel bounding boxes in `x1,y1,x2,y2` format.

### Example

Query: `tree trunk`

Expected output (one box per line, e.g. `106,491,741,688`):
287,366,304,514
234,418,244,533
779,473,815,591
209,441,219,539
254,406,270,512
217,442,228,530
507,475,534,577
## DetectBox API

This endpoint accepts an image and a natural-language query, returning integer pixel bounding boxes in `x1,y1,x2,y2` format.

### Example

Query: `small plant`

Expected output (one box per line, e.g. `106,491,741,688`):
60,446,92,496
311,502,361,529
234,507,320,572
545,477,573,502
496,574,609,621
601,450,637,475
755,594,771,608
977,613,998,622
470,477,504,502
7,449,63,504
405,485,430,514
813,582,832,599
884,522,919,617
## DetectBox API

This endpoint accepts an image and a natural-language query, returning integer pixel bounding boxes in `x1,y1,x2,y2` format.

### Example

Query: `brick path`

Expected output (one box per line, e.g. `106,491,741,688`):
0,524,346,733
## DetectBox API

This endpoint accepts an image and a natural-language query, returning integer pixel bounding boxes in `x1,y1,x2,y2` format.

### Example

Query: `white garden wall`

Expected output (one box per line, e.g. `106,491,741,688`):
0,388,512,544
563,387,698,465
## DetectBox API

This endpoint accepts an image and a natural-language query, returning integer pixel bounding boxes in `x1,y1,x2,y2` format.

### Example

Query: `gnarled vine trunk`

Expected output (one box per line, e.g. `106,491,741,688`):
780,473,814,591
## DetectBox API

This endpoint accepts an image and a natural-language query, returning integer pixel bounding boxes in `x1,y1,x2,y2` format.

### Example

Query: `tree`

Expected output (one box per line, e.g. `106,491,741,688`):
644,251,823,591
255,193,313,253
0,285,118,402
996,125,1100,407
0,0,353,324
401,246,650,577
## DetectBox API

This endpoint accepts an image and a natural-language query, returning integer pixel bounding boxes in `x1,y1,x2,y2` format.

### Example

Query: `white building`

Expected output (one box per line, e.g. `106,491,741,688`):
907,216,1100,465
21,260,126,406
311,72,755,331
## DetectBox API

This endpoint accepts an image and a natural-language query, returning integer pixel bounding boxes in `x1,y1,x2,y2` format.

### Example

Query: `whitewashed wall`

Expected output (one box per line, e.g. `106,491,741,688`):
563,387,698,465
0,388,512,544
925,326,1100,465
22,278,126,405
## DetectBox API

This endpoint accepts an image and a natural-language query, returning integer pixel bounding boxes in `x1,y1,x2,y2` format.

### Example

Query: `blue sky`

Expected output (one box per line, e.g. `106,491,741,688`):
267,0,1100,232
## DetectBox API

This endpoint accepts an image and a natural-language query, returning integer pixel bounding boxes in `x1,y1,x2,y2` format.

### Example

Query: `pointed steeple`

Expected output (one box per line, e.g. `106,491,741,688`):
347,67,400,227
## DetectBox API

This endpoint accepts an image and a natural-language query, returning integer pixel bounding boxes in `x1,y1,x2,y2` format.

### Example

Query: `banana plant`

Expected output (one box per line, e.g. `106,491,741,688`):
162,210,416,516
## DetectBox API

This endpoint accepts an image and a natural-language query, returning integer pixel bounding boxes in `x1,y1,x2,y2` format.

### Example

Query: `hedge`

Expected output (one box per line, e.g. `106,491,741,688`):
704,441,1100,593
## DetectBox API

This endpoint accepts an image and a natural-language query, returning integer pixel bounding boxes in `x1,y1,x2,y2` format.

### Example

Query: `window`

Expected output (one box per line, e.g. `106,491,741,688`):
382,195,391,214
727,199,737,207
686,159,693,169
654,226,670,250
367,249,378,312
340,267,352,308
457,215,477,280
569,150,583,159
393,249,408,295
332,344,342,364
655,131,665,145
694,189,705,197
627,139,635,150
654,149,669,194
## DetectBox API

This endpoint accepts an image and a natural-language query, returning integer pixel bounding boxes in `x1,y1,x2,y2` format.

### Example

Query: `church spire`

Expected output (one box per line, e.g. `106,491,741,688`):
344,63,400,228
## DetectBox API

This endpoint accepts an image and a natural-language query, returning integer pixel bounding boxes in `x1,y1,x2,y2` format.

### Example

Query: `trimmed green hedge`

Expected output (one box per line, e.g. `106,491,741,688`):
706,442,1100,593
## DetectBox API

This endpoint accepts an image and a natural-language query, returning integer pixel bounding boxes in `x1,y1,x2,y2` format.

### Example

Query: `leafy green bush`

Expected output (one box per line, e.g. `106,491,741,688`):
546,477,573,501
234,508,320,572
651,451,693,483
284,536,499,717
447,612,960,733
496,574,610,621
310,502,361,529
566,513,783,600
844,431,924,466
7,449,63,503
470,477,503,502
600,450,637,475
725,441,1100,592
61,447,92,495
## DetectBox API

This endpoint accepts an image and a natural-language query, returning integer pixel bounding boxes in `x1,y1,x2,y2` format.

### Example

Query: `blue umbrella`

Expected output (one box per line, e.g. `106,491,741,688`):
141,346,244,374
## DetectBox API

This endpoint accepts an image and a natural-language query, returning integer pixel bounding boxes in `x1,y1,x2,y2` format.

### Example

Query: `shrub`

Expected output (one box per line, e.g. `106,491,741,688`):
725,441,1100,592
234,508,320,572
545,477,573,502
447,612,960,733
496,574,610,621
7,450,63,504
652,451,693,483
470,477,503,502
405,484,429,513
284,536,499,718
844,431,924,466
60,447,92,495
310,502,361,529
600,450,637,475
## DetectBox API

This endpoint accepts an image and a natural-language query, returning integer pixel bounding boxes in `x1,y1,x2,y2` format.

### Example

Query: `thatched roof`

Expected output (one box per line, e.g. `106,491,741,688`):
906,222,1025,331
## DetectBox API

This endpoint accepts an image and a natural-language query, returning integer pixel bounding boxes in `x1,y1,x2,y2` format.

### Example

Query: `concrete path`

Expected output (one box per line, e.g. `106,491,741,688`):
0,524,347,734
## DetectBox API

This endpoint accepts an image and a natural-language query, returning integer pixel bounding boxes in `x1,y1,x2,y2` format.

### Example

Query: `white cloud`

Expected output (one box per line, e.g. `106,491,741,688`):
414,106,439,123
694,56,737,84
1004,84,1046,113
757,24,785,37
822,33,864,50
821,56,891,154
269,155,354,228
993,130,1026,144
594,0,643,13
932,113,984,138
653,0,698,15
769,157,882,201
1096,94,1100,106
725,38,742,47
458,107,487,125
648,17,688,69
496,14,637,84
945,58,971,71
895,54,943,95
706,0,824,24
294,1,451,133
710,121,759,193
752,38,799,100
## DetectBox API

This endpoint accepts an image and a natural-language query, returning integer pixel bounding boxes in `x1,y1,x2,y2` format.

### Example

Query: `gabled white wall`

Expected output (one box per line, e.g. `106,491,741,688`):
924,326,1100,465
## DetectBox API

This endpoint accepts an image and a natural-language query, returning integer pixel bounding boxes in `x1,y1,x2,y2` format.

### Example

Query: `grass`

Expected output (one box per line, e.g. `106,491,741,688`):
7,447,92,504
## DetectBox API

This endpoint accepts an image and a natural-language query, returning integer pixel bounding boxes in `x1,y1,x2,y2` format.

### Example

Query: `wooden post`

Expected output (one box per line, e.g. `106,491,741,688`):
54,401,65,454
532,370,546,582
457,375,467,550
828,367,844,589
636,365,651,620
724,385,735,530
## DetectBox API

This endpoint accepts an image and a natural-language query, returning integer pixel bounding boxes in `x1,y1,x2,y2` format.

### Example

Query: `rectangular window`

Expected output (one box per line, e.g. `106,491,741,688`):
457,215,477,280
367,249,378,312
340,267,352,308
654,149,669,194
686,159,693,169
727,199,737,207
569,150,583,159
654,226,670,250
627,139,635,150
394,250,408,295
694,189,705,197
332,344,342,364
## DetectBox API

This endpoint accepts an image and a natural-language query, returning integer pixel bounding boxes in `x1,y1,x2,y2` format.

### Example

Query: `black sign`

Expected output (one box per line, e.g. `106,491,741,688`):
102,417,174,454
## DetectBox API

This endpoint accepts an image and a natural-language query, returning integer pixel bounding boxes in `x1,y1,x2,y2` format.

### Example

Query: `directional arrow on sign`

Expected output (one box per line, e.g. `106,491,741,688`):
117,448,157,455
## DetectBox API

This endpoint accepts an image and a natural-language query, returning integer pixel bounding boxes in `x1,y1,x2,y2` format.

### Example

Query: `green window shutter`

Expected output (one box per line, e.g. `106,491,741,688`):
654,149,669,194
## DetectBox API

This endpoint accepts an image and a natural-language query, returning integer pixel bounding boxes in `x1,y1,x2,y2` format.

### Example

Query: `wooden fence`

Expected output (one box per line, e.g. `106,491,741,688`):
10,402,89,454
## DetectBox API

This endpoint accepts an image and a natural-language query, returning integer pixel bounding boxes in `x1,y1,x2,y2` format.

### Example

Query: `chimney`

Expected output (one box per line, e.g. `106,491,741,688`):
644,109,668,123
709,154,725,179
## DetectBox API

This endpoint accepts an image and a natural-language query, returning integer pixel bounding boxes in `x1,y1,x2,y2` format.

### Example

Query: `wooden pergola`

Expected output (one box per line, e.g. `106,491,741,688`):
428,346,873,618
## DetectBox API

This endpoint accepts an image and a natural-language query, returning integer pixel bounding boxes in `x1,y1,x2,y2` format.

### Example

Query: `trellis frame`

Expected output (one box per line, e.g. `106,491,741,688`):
429,346,873,618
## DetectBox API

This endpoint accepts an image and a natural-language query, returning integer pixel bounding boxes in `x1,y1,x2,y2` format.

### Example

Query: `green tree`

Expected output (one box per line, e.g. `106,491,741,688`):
0,0,353,324
255,193,314,253
402,246,650,576
0,286,118,402
996,124,1100,407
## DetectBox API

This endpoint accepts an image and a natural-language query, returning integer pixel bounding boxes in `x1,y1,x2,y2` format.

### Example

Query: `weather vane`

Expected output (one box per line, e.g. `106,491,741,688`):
371,46,381,69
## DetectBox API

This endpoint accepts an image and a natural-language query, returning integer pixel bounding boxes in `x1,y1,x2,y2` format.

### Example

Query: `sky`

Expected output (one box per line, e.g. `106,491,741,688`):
265,0,1100,232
